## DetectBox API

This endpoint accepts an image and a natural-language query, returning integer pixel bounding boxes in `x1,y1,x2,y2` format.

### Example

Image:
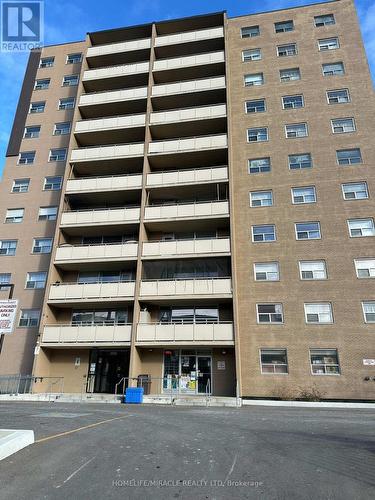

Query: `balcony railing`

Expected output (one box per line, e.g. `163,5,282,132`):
148,134,227,155
83,62,150,81
142,237,230,258
70,143,144,162
87,38,151,58
139,277,232,297
60,206,141,227
48,281,136,302
144,200,229,221
66,173,143,194
155,27,224,47
146,166,228,187
149,104,226,126
55,242,139,263
153,51,224,72
151,76,226,98
42,323,132,345
79,86,148,107
136,321,233,344
74,113,146,133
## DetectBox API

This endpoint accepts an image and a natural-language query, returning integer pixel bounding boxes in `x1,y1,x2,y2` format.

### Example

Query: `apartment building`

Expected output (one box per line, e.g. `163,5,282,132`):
1,0,374,399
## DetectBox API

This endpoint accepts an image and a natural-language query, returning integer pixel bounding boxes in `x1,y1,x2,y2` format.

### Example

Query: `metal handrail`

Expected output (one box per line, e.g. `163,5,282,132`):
140,320,233,325
141,276,231,282
145,235,229,243
147,164,228,177
151,102,227,115
80,84,148,96
75,111,147,124
63,205,140,213
72,141,145,150
68,172,142,181
58,241,138,248
88,37,151,50
45,322,132,327
84,60,150,72
149,132,227,144
147,199,228,207
51,279,136,286
154,49,224,63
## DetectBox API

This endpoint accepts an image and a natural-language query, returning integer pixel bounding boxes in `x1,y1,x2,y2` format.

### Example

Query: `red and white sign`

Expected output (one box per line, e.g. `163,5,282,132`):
0,300,18,335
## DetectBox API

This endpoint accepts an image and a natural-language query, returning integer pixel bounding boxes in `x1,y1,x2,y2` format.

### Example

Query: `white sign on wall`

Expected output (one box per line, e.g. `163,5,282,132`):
363,359,375,366
0,300,18,335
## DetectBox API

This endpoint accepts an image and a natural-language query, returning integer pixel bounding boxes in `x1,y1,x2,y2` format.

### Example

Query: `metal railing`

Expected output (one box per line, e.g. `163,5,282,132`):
147,198,228,207
62,204,140,213
0,375,64,395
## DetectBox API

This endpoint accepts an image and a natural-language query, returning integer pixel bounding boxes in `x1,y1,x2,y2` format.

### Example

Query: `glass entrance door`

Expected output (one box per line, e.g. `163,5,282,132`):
197,356,212,394
163,350,212,395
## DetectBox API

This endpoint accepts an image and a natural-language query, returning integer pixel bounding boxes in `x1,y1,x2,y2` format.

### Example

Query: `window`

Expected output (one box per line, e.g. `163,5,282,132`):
245,99,266,113
247,127,268,142
5,208,24,223
250,190,273,207
12,179,30,193
285,123,308,138
331,118,355,134
0,240,17,256
252,224,276,242
244,73,264,86
282,95,304,109
275,20,294,33
277,44,297,57
292,186,316,204
314,14,335,27
18,151,35,165
66,53,82,64
363,302,375,323
322,62,344,76
318,37,339,51
58,97,75,110
327,89,350,104
342,182,368,200
72,310,129,326
49,148,67,161
299,261,327,280
241,26,260,38
254,262,279,281
25,272,47,289
304,303,333,324
38,206,58,221
310,349,339,375
18,309,40,328
257,304,283,323
32,238,53,254
355,259,375,279
62,74,79,87
248,157,271,174
34,79,50,90
53,122,71,135
260,349,288,374
348,218,375,237
289,153,312,170
30,101,45,113
23,126,40,139
39,57,54,68
0,273,11,284
242,49,261,62
337,148,362,165
295,222,321,240
280,68,300,81
43,176,62,191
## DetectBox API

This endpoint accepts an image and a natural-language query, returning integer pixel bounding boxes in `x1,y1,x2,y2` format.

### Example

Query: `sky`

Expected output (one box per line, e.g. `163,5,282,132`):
0,0,374,176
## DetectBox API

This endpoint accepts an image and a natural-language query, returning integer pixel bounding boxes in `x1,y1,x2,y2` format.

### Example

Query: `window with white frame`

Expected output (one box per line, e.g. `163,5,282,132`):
257,304,283,323
282,95,304,109
362,302,375,323
295,222,321,240
322,62,344,76
247,127,268,142
67,53,82,64
245,99,266,113
241,26,260,38
53,122,71,135
38,206,58,221
18,151,35,165
49,148,67,161
242,49,261,62
39,57,54,68
304,303,333,323
252,224,276,242
331,118,355,133
18,309,40,328
23,126,40,139
292,186,316,204
5,208,24,223
310,349,339,375
32,238,53,254
280,67,300,81
355,259,375,279
34,79,50,90
0,273,11,284
244,73,264,86
248,157,271,174
30,101,45,113
25,272,47,289
327,89,350,104
58,97,75,110
299,261,327,280
254,262,279,281
285,123,308,138
261,349,288,374
348,218,375,237
275,20,294,33
277,43,297,57
314,14,335,27
12,178,30,193
250,190,273,207
342,182,368,200
318,37,339,51
288,153,312,170
336,148,362,165
43,176,62,191
0,240,17,256
62,74,79,86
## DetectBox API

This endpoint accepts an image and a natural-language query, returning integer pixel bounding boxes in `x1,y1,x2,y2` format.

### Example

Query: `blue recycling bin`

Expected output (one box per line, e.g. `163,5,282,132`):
124,387,144,404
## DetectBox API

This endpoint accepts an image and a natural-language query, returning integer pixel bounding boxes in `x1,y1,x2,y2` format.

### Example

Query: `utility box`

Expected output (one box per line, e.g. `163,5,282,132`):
124,387,144,404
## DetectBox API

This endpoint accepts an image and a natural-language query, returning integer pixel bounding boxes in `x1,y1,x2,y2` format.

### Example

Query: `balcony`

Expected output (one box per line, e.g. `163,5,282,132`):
41,324,132,347
136,321,234,346
139,278,232,299
82,62,150,92
86,38,151,67
66,173,143,194
142,238,230,259
48,281,136,305
55,242,139,267
60,207,141,230
146,166,228,188
70,143,144,171
155,27,224,47
144,200,229,223
154,27,224,59
78,87,148,118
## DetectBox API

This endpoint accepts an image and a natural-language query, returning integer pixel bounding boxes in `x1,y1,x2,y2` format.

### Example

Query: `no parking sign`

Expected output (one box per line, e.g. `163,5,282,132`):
0,300,18,335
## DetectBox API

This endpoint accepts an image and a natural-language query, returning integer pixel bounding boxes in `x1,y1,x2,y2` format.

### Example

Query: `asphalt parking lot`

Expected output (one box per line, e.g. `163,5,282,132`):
0,402,374,500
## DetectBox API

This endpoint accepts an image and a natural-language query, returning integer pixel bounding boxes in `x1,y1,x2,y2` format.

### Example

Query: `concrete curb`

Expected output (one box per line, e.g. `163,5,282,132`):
0,430,34,461
242,399,375,409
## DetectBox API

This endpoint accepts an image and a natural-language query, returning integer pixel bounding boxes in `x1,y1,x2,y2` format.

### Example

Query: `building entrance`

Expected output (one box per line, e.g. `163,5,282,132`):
87,349,130,394
163,350,212,395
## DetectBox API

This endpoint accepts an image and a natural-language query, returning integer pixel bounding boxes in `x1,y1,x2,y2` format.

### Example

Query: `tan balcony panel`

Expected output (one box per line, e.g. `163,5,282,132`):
142,238,230,259
41,324,132,346
150,104,226,126
74,115,146,146
48,281,136,303
87,38,151,58
152,76,226,98
60,207,141,228
66,174,143,194
70,143,144,163
78,87,148,118
144,201,229,222
155,27,224,47
139,278,232,298
75,114,146,134
83,62,150,82
148,134,227,155
136,322,234,345
146,166,228,188
55,243,139,264
153,51,224,72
